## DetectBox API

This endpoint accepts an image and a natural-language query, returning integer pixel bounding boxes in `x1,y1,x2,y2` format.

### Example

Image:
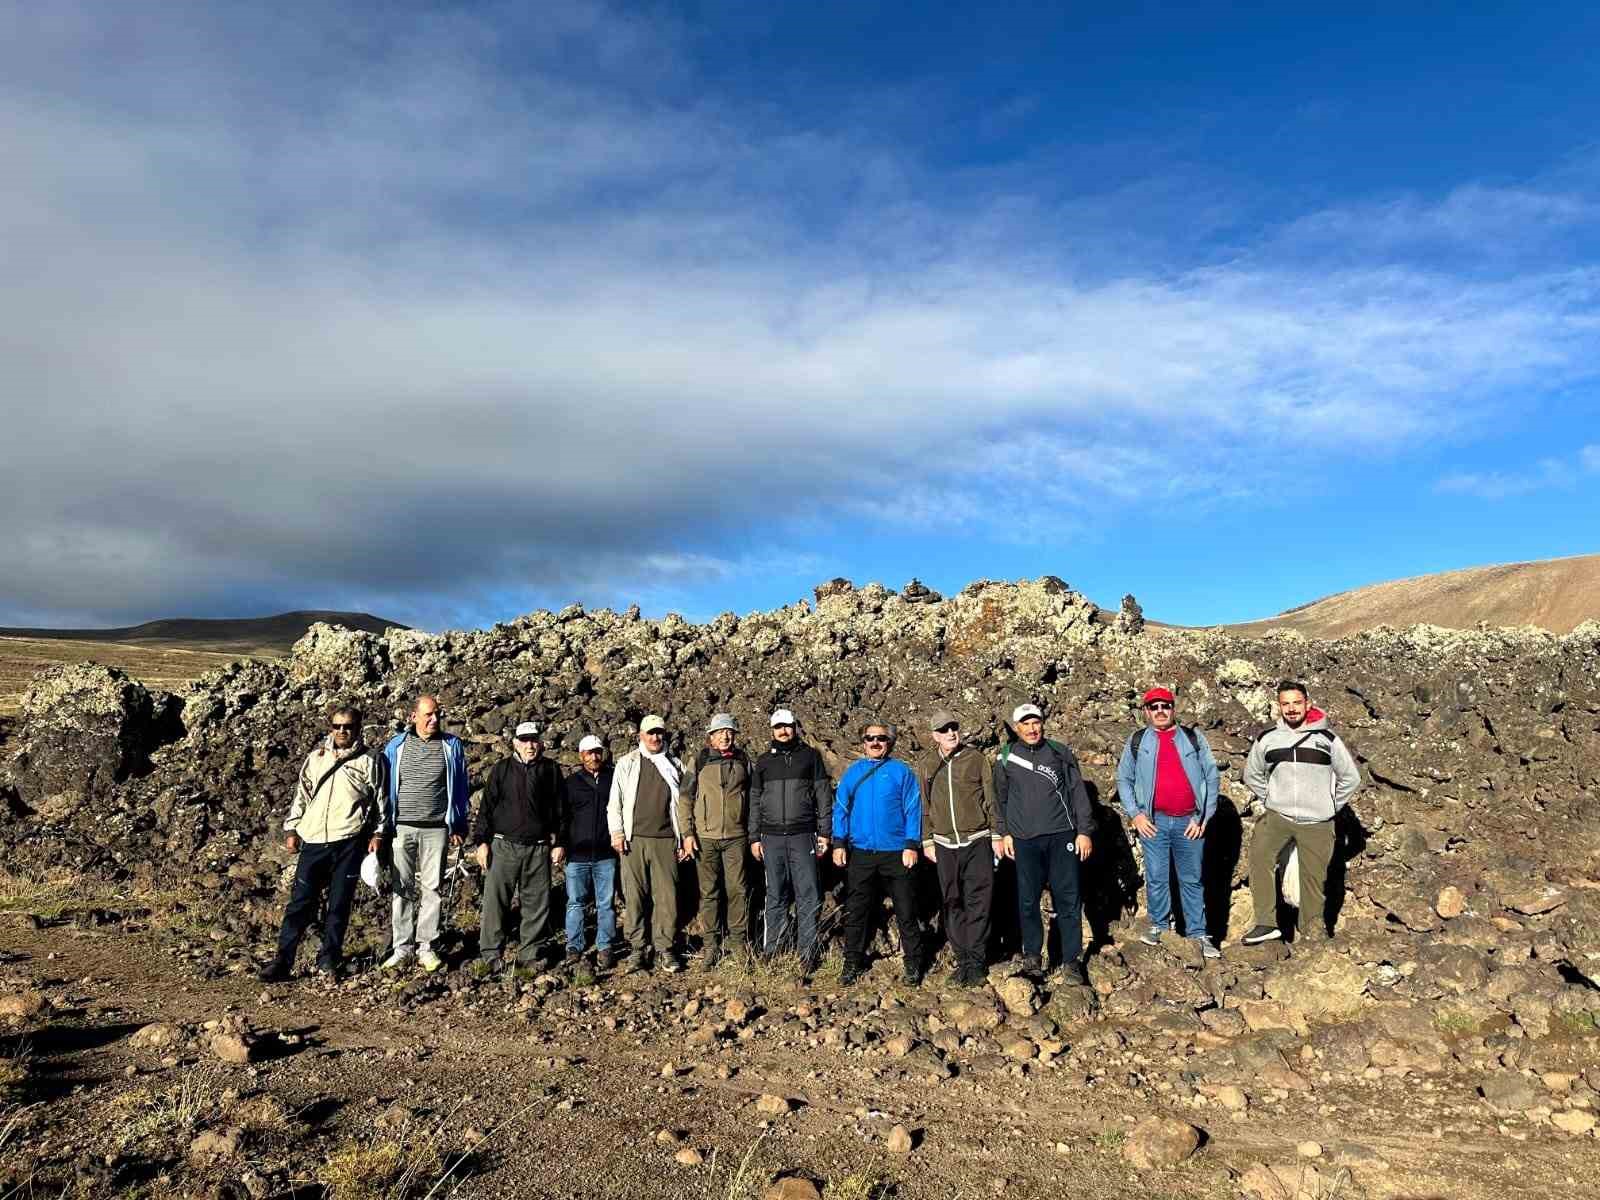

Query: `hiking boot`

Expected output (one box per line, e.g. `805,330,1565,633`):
840,961,865,986
901,963,923,988
379,948,413,971
659,953,683,975
630,949,654,975
1198,937,1222,960
315,960,344,981
417,948,444,973
258,960,292,984
596,948,616,971
962,959,988,988
944,963,966,989
1139,926,1165,947
1015,954,1044,980
1058,960,1090,988
1241,924,1282,944
700,941,723,969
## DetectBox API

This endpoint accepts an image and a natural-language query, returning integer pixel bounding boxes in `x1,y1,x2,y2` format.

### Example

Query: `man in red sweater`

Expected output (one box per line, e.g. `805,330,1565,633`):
1115,687,1221,958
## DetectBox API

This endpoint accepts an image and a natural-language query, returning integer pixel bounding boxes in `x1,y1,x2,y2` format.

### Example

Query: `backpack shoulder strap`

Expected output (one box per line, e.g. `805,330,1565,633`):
1129,728,1146,757
1181,725,1201,756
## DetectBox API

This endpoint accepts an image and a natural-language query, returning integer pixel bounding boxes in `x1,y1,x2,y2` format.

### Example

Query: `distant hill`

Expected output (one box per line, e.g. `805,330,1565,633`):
1227,554,1600,638
0,610,404,655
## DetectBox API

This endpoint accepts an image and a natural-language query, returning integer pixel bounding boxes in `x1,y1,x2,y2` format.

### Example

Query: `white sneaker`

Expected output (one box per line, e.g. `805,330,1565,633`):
380,948,413,971
417,948,444,973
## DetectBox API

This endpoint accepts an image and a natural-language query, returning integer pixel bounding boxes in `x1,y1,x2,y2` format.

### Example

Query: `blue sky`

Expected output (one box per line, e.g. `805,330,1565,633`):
2,1,1597,631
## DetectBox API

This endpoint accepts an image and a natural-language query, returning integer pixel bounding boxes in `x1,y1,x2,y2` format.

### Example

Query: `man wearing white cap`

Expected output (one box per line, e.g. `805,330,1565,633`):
560,735,618,968
680,714,755,965
994,702,1096,984
472,720,564,973
608,715,690,972
749,708,832,970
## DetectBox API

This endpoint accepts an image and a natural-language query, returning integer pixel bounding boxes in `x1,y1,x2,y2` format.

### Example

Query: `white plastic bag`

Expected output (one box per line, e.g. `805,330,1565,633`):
1279,844,1301,908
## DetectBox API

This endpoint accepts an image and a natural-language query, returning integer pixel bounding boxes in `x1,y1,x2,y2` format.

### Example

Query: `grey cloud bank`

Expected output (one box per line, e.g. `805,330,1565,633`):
3,1,1598,628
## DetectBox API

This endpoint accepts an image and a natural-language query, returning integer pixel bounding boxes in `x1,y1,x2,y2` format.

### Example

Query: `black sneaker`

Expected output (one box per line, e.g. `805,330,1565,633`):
840,962,865,986
258,960,292,984
1241,924,1282,944
1059,961,1089,988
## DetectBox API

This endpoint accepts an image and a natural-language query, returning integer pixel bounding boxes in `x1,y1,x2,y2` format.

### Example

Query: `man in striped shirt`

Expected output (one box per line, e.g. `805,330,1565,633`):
380,695,471,972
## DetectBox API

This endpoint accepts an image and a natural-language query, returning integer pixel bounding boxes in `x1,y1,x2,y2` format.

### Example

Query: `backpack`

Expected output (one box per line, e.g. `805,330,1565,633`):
1128,725,1201,759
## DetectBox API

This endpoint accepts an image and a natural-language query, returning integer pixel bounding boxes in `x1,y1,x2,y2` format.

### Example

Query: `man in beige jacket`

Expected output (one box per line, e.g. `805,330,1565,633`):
608,714,690,973
261,703,384,982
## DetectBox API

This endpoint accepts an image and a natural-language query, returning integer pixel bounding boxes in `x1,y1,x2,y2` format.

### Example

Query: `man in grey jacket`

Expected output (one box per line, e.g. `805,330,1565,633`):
1240,681,1362,944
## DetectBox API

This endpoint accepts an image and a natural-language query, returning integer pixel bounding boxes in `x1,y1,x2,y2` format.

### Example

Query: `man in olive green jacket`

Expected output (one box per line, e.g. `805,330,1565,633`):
680,713,754,965
917,710,1001,987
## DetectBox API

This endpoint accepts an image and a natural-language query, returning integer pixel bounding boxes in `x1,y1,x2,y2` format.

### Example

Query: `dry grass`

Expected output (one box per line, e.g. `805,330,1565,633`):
0,635,275,714
0,867,180,922
108,1078,219,1146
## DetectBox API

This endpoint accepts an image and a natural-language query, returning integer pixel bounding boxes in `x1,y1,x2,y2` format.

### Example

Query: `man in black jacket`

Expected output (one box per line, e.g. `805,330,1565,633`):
561,734,619,968
473,721,564,972
749,708,832,969
994,703,1096,984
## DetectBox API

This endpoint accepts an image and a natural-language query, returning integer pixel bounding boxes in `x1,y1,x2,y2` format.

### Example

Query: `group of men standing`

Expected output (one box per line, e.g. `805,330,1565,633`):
261,681,1362,989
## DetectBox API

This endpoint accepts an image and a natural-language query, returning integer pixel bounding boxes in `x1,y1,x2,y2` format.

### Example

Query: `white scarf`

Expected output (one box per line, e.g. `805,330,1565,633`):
641,748,680,799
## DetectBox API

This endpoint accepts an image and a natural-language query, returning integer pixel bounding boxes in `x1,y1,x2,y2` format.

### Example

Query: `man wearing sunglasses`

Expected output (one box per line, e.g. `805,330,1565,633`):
1115,688,1221,959
472,720,564,975
916,711,999,988
833,722,926,986
749,708,832,971
260,704,384,982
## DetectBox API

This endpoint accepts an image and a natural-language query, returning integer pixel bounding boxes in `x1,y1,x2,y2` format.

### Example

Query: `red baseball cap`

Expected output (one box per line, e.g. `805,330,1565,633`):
1142,687,1175,705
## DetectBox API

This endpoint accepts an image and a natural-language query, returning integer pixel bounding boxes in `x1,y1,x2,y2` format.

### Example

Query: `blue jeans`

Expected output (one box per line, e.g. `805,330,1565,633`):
1014,831,1082,963
1142,811,1206,938
761,834,820,958
564,857,617,952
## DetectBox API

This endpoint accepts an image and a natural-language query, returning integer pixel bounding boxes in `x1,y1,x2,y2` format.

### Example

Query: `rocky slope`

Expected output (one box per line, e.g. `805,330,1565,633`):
4,576,1600,1194
1228,553,1600,637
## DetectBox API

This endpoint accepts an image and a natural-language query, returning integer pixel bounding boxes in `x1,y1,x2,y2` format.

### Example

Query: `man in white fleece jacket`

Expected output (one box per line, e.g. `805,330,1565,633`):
260,704,384,982
1240,681,1361,945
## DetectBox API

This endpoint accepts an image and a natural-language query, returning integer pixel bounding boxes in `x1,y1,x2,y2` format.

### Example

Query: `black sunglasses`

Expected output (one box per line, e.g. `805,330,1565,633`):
862,734,891,744
331,722,358,730
1144,701,1174,711
934,723,959,734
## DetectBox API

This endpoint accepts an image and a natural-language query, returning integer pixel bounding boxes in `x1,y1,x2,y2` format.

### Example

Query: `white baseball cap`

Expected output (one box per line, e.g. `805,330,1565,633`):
578,734,604,753
513,721,542,738
1011,703,1043,723
769,708,797,726
640,714,668,734
707,713,738,733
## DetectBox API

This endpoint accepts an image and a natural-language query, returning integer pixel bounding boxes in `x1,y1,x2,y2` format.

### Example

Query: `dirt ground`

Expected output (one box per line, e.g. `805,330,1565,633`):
4,914,1598,1200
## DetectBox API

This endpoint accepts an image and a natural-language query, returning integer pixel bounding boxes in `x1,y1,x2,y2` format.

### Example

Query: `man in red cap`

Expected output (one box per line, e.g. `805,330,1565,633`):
1115,687,1221,958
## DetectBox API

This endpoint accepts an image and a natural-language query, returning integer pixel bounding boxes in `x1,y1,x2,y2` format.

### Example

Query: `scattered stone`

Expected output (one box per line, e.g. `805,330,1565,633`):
763,1178,822,1200
131,1022,181,1049
995,975,1040,1016
756,1094,794,1116
884,1033,916,1058
1296,1141,1323,1158
1481,1073,1540,1113
1121,1116,1202,1168
1435,885,1467,919
209,1032,257,1065
1552,1111,1597,1135
674,1147,704,1167
187,1128,242,1166
655,1129,686,1146
0,991,46,1021
886,1124,915,1154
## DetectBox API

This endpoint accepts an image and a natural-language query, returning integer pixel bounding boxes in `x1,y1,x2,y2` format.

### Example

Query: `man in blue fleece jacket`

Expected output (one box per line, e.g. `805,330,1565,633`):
832,721,926,986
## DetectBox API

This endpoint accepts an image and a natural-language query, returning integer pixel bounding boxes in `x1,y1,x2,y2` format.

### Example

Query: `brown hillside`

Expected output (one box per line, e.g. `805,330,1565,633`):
1230,553,1600,637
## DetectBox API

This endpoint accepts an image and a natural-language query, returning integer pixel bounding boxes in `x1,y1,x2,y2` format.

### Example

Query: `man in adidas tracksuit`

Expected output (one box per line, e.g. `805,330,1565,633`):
1240,681,1361,944
994,702,1096,984
1116,687,1220,958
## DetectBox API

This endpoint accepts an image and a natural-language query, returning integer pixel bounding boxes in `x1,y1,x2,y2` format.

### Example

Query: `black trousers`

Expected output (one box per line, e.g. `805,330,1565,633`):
936,840,994,967
274,834,365,969
843,849,923,969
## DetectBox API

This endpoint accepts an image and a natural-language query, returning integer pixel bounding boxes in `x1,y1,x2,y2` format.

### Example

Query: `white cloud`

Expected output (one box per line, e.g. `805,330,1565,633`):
1435,457,1581,500
2,1,1599,626
1582,445,1600,473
